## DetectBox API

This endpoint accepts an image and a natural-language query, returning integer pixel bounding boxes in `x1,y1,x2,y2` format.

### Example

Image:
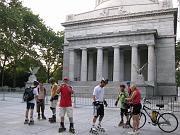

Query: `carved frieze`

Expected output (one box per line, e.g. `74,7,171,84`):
160,0,172,8
118,6,129,15
66,14,74,21
69,34,155,48
149,0,158,3
62,8,177,27
100,8,109,17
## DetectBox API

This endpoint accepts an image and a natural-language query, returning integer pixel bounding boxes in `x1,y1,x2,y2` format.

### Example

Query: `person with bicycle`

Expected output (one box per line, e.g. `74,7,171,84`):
115,84,129,127
126,84,142,135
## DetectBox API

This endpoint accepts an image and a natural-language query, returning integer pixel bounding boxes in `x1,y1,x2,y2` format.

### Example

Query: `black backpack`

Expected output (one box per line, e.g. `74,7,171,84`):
23,87,34,102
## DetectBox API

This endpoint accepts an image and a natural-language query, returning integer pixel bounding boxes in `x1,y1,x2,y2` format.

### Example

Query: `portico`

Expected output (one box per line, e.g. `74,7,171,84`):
66,30,156,83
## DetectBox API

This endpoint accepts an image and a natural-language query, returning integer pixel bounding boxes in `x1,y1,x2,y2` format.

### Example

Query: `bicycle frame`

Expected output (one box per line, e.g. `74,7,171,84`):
142,99,171,126
142,105,159,122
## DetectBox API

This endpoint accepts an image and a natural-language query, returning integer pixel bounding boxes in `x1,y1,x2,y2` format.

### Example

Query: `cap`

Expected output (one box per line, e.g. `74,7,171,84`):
126,81,131,85
120,84,125,88
63,77,69,81
33,80,39,86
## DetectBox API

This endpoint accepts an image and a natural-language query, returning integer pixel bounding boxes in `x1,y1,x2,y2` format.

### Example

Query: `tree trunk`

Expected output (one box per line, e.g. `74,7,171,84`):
47,67,50,83
12,63,17,88
1,55,7,87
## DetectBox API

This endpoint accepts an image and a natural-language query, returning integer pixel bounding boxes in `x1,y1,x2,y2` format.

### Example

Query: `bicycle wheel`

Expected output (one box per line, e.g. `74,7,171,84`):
129,112,146,129
157,113,178,133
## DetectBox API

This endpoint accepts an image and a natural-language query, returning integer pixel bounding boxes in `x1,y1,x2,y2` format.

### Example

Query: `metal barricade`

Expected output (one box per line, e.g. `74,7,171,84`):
0,87,180,112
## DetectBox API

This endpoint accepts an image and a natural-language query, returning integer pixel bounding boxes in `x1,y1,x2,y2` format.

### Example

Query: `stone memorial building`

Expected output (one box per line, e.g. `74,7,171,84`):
62,0,178,96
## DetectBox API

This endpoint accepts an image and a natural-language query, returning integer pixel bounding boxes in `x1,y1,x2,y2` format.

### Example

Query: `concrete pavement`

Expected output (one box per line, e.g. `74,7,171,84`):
0,100,180,135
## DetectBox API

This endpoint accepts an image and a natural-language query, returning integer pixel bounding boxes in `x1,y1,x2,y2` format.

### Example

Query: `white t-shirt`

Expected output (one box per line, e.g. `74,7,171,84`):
28,87,39,103
93,85,104,102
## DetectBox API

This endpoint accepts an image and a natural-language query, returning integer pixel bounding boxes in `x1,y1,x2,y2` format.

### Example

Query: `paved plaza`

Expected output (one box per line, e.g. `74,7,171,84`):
0,98,180,135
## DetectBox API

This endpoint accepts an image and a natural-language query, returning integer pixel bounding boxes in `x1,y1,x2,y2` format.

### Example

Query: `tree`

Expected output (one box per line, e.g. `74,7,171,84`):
0,0,54,87
39,30,64,82
0,0,64,87
176,41,180,86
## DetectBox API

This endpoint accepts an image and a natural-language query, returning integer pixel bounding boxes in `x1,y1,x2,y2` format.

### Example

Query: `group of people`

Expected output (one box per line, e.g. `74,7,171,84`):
23,77,75,133
114,82,142,135
91,80,142,135
23,77,142,135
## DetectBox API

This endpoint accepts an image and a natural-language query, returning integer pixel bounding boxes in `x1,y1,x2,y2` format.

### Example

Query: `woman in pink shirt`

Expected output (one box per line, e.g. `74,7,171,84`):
126,84,142,135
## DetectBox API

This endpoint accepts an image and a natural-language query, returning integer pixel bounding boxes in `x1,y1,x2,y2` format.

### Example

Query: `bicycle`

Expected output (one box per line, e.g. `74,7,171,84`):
127,98,178,133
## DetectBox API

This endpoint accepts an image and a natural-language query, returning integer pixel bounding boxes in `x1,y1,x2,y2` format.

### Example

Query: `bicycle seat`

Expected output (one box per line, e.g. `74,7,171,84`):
156,104,164,108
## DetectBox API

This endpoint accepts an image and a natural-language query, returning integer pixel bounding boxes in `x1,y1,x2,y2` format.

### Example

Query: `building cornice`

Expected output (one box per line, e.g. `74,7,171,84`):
157,35,176,39
66,29,158,41
62,8,177,27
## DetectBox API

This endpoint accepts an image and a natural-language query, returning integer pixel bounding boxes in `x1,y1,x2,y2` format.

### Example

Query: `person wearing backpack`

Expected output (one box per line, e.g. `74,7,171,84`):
37,81,46,120
24,81,39,125
115,84,129,127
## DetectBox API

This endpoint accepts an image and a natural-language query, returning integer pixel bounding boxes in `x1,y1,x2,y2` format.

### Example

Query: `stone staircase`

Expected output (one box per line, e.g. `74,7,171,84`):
70,81,154,98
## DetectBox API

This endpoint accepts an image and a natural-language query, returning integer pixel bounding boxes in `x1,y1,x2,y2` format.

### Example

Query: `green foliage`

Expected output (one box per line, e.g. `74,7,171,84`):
53,67,63,82
176,41,180,86
39,30,64,81
176,70,180,87
0,0,64,87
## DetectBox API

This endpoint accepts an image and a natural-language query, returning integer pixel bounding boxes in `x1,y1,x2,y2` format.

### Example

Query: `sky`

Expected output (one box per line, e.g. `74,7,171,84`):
22,0,95,32
22,0,179,39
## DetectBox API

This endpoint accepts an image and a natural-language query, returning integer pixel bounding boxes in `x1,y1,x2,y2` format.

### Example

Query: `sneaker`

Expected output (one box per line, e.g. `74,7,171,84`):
128,131,139,135
118,121,124,126
42,115,46,120
24,119,29,124
97,124,101,128
126,121,130,125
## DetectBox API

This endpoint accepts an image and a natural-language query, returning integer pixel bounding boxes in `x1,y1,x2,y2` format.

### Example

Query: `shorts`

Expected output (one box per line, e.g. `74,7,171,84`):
50,100,58,108
26,102,35,110
120,108,128,116
59,107,73,118
132,103,142,115
93,104,104,117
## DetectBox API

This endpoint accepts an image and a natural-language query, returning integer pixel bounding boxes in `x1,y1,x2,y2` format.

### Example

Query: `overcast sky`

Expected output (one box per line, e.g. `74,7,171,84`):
22,0,95,31
22,0,179,39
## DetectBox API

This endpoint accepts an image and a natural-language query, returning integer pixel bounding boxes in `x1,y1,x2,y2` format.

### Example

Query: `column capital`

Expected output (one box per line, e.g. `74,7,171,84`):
80,47,87,50
112,45,120,48
130,43,138,47
96,46,103,49
147,43,155,46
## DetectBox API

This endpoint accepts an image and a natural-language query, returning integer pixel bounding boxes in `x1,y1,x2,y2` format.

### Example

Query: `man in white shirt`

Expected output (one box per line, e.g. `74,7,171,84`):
90,79,108,132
